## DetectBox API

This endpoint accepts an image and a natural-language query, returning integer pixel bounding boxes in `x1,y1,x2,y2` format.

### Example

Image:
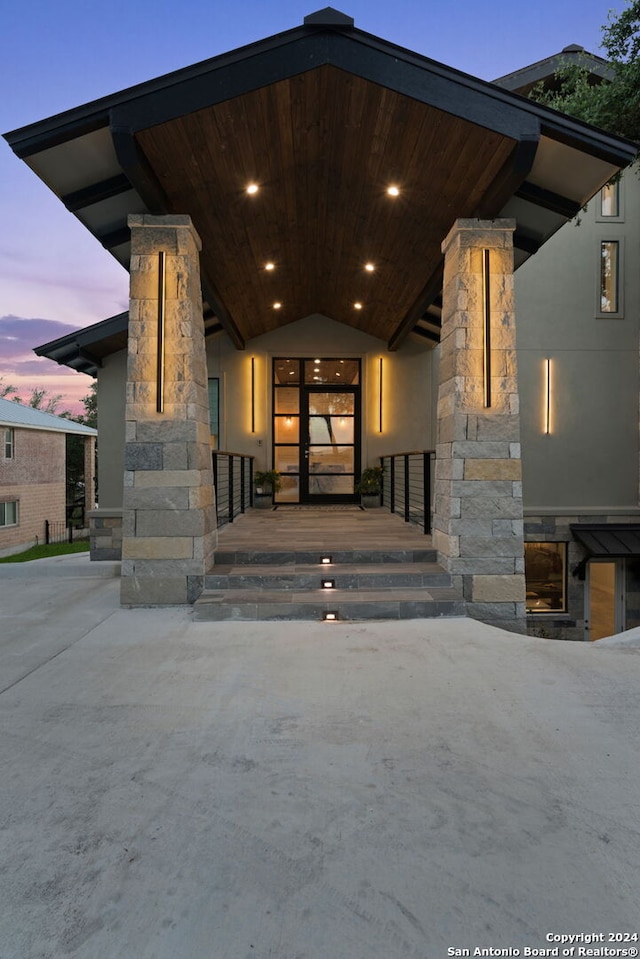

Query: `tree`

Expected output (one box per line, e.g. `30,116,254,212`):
0,378,72,416
77,381,97,428
530,0,640,145
23,388,65,414
0,377,18,398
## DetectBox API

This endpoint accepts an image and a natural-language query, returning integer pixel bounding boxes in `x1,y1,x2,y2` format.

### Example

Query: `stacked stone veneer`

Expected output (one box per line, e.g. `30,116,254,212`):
433,219,525,631
89,508,123,561
525,511,640,640
120,215,216,606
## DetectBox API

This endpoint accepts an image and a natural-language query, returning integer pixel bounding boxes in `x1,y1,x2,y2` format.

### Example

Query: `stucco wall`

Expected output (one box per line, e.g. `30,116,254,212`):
96,350,127,508
515,171,640,512
205,314,435,473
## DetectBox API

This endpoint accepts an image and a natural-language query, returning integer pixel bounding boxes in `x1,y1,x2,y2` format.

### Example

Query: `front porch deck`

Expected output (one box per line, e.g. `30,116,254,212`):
213,505,432,557
196,506,464,621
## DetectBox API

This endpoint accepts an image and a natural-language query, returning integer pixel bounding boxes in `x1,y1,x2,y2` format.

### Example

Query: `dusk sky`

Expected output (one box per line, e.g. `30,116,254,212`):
1,0,621,413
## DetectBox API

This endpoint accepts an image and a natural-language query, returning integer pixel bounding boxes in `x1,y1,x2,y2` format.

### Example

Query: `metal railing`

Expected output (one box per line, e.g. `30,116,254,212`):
45,520,76,545
212,451,254,529
380,450,435,535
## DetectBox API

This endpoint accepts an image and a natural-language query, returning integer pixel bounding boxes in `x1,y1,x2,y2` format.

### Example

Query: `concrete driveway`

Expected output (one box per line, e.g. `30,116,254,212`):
1,553,639,959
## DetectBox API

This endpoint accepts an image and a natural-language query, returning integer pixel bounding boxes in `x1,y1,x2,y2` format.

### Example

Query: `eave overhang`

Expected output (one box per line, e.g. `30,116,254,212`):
5,9,637,362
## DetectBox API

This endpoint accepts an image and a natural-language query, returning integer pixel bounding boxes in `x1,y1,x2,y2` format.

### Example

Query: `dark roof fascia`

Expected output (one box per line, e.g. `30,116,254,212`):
494,48,613,92
3,23,318,157
6,20,635,171
34,311,129,372
109,30,541,144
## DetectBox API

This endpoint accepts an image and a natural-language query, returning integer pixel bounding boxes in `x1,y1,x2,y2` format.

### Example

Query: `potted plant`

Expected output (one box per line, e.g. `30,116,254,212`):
355,465,384,508
253,469,282,509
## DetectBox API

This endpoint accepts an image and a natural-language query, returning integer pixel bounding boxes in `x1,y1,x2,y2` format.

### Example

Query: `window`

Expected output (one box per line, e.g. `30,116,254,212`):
0,500,18,527
598,181,623,221
4,428,14,459
600,182,619,217
599,240,621,315
525,542,567,613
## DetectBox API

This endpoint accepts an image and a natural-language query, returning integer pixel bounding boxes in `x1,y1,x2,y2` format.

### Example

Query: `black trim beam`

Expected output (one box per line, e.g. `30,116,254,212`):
411,327,440,343
201,273,245,350
111,126,169,215
96,225,130,250
62,173,132,212
388,266,443,351
516,180,582,219
513,231,542,255
77,347,102,369
474,137,539,219
204,323,224,338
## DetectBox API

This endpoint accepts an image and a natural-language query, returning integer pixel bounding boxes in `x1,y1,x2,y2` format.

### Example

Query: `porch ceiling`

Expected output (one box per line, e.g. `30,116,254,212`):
5,8,637,361
136,67,517,343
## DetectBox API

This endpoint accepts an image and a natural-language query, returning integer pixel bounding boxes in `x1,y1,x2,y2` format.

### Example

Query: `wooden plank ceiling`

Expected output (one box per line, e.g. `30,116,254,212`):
137,65,516,343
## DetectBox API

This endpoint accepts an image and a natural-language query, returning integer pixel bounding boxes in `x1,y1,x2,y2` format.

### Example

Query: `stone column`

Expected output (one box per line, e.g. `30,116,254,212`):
433,218,525,631
120,214,216,606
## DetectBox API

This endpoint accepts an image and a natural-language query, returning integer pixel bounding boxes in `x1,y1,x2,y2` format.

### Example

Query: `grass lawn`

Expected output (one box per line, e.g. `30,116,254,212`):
0,541,89,563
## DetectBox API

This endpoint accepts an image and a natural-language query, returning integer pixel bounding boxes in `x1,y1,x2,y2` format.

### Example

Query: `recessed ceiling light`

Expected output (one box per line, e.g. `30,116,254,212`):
354,302,363,310
289,370,296,375
387,185,400,197
314,358,321,363
246,183,259,195
265,262,275,271
365,262,375,272
273,302,282,309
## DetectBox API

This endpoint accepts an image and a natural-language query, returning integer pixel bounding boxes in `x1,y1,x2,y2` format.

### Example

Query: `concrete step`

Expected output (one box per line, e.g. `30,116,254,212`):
193,586,466,622
205,562,452,591
200,544,464,623
211,548,437,566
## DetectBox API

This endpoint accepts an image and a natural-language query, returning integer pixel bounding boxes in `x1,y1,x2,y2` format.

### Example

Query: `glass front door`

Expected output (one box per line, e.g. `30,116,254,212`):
273,358,361,503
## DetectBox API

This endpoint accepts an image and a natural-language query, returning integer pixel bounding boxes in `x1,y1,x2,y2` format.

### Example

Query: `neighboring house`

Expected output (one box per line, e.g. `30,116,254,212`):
4,9,638,635
0,398,97,557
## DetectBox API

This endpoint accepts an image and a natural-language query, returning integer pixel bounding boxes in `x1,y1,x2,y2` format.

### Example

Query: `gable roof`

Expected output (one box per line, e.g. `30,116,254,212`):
5,9,637,358
494,45,613,96
0,397,96,436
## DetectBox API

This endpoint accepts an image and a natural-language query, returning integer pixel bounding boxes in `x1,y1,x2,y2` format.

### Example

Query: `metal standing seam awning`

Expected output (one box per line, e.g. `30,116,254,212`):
4,6,637,370
570,524,640,558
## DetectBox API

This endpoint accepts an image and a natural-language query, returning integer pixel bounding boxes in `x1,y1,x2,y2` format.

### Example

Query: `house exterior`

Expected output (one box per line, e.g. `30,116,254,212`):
494,50,640,640
0,398,97,557
4,10,638,635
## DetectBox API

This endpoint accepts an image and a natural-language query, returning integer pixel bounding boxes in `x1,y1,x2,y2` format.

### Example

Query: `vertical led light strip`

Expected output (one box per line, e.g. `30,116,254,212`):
482,248,491,408
378,357,383,433
545,358,551,435
156,251,166,414
251,357,256,433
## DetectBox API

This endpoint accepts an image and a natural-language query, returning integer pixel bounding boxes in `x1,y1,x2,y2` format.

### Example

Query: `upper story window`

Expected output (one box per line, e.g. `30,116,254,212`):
4,428,14,459
599,240,622,316
597,180,623,222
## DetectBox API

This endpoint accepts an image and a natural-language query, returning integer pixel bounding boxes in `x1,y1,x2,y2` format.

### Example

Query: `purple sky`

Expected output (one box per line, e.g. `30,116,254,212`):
0,0,620,411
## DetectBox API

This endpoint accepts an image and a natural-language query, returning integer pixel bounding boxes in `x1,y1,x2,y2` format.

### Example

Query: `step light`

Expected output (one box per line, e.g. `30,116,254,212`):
321,579,336,589
323,611,339,622
320,555,333,565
